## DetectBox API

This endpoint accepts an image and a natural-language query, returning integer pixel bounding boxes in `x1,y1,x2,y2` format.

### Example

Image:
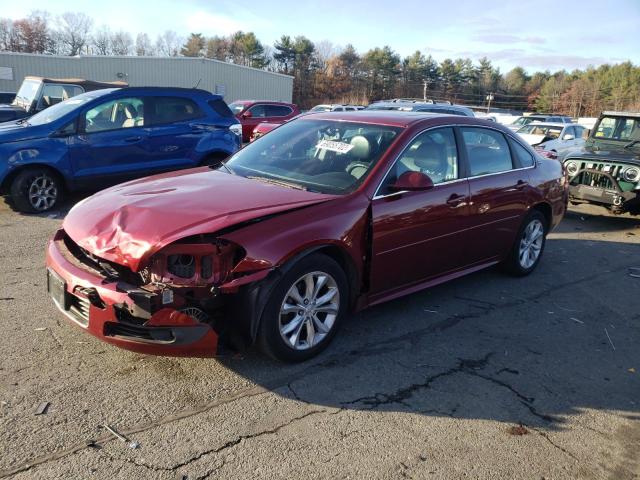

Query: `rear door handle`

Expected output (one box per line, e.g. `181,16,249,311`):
124,136,142,142
446,193,468,209
515,180,528,189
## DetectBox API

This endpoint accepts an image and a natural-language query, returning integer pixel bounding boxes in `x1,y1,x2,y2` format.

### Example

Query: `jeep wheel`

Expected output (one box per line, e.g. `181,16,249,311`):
10,168,63,213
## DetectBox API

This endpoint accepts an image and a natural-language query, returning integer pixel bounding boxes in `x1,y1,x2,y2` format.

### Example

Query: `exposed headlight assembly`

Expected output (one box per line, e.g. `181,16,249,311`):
565,161,579,176
622,166,640,183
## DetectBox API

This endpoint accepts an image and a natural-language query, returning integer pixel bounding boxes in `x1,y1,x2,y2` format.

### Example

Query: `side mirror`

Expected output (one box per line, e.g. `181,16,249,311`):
389,171,435,192
241,111,252,119
563,134,575,140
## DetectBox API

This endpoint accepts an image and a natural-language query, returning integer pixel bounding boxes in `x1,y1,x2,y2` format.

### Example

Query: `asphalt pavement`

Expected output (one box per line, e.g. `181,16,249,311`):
0,197,638,479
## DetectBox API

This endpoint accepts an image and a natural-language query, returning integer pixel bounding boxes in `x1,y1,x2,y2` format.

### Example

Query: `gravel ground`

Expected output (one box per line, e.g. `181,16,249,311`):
0,196,638,480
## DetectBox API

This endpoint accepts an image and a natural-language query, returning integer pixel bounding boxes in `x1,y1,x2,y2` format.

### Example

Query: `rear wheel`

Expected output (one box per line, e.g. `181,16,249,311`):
502,210,547,276
10,167,63,213
258,254,348,362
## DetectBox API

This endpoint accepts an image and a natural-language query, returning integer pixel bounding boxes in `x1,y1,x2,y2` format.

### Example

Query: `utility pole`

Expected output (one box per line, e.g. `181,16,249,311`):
486,93,494,113
423,80,428,101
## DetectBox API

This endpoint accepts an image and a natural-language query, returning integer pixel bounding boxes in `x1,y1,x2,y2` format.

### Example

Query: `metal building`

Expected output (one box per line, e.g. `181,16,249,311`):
0,52,293,102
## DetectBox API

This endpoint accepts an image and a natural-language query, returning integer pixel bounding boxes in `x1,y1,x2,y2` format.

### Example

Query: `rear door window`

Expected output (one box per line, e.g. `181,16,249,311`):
461,127,514,176
509,139,535,168
266,105,293,117
149,97,203,124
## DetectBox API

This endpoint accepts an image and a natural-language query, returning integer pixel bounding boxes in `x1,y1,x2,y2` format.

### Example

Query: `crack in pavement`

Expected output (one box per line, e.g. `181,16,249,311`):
339,352,558,425
102,409,327,478
2,266,621,478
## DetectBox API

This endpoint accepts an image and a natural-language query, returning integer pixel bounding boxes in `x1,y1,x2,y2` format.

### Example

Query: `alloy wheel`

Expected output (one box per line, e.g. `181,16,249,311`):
279,271,340,351
27,174,58,211
518,219,544,269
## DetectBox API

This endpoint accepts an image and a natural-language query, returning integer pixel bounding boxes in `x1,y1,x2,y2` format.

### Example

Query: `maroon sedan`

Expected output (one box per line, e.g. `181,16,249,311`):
46,112,567,362
229,100,300,143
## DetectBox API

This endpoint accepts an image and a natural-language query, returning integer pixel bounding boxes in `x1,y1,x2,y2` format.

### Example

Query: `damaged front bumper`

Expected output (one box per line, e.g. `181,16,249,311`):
46,230,221,357
568,168,640,213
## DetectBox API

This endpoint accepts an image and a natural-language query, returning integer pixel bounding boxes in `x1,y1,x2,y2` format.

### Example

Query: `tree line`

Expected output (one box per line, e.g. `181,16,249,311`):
1,11,639,115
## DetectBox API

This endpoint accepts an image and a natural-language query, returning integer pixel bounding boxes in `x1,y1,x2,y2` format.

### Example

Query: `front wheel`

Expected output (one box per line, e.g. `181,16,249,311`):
10,168,63,213
258,254,348,362
502,210,548,276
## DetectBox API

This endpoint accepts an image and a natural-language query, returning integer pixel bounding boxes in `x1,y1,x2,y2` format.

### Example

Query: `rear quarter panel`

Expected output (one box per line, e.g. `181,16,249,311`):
528,156,568,229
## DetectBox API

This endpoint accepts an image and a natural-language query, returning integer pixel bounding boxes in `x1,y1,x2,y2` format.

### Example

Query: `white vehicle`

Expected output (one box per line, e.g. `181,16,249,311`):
508,114,573,131
516,122,587,160
310,104,364,112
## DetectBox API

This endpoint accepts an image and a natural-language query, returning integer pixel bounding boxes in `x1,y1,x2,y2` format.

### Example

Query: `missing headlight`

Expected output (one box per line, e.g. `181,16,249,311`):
167,254,196,278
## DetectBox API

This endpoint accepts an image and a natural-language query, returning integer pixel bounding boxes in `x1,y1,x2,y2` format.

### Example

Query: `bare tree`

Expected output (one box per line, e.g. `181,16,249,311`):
92,25,111,55
110,30,133,55
57,12,93,55
155,30,181,56
135,32,153,56
0,18,14,51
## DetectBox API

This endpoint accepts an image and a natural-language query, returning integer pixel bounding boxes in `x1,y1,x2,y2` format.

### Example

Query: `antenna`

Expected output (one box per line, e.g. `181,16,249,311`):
193,78,202,89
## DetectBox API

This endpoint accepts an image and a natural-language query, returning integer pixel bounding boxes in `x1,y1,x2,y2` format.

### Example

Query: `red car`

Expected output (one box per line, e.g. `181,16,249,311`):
46,112,568,362
229,100,300,142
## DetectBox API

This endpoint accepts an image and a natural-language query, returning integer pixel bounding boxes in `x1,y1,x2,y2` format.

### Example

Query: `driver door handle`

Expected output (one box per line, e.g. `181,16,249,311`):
446,193,468,209
515,180,529,189
124,136,142,142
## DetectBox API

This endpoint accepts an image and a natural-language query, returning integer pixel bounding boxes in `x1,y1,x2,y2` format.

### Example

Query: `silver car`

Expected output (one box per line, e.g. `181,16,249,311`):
516,122,587,160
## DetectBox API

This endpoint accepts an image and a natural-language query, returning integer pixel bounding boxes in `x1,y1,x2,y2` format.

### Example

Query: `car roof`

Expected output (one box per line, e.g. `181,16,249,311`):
112,86,216,96
526,122,573,127
298,110,482,128
24,76,128,88
601,111,640,118
232,100,294,105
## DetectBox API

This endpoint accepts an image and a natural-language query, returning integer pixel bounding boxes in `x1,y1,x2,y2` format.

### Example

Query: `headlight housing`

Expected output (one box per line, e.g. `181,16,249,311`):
565,161,579,176
622,166,640,183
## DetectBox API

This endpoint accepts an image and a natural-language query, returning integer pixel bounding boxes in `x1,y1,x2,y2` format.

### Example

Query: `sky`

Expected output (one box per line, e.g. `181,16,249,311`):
2,0,639,73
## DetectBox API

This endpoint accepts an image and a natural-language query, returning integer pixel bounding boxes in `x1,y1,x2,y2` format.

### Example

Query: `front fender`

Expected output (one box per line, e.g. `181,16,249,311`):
0,137,71,188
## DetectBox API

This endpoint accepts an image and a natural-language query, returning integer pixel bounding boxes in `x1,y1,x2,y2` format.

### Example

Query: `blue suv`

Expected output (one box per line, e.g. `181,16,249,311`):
0,87,241,212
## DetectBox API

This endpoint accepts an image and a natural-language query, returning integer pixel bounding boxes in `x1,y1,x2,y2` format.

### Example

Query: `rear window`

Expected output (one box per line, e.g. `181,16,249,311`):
208,99,234,118
150,97,203,124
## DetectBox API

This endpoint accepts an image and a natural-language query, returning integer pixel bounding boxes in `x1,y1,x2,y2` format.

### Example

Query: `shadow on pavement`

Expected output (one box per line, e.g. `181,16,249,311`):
218,236,640,433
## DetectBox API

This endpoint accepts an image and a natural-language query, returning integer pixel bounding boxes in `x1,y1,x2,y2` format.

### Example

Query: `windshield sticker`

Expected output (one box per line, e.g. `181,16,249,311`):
315,139,354,154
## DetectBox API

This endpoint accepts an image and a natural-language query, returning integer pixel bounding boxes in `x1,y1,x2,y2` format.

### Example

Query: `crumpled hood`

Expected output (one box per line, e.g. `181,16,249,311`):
518,133,547,146
63,168,336,271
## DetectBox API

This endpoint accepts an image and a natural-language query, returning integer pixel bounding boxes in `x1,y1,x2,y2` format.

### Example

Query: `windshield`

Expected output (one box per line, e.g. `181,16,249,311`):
225,119,402,194
228,102,246,114
27,94,95,126
512,116,543,126
311,105,332,112
12,79,41,109
518,125,563,138
594,116,640,141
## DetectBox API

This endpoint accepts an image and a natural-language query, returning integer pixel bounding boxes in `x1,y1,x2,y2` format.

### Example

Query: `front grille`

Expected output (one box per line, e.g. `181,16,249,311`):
568,161,625,190
68,294,90,326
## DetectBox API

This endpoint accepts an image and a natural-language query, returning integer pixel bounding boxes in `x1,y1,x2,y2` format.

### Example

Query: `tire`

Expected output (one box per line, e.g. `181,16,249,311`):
502,210,548,276
9,168,63,213
257,253,348,362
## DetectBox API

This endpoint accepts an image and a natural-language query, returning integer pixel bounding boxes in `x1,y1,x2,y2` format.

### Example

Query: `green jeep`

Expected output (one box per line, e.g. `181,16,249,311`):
563,111,640,215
